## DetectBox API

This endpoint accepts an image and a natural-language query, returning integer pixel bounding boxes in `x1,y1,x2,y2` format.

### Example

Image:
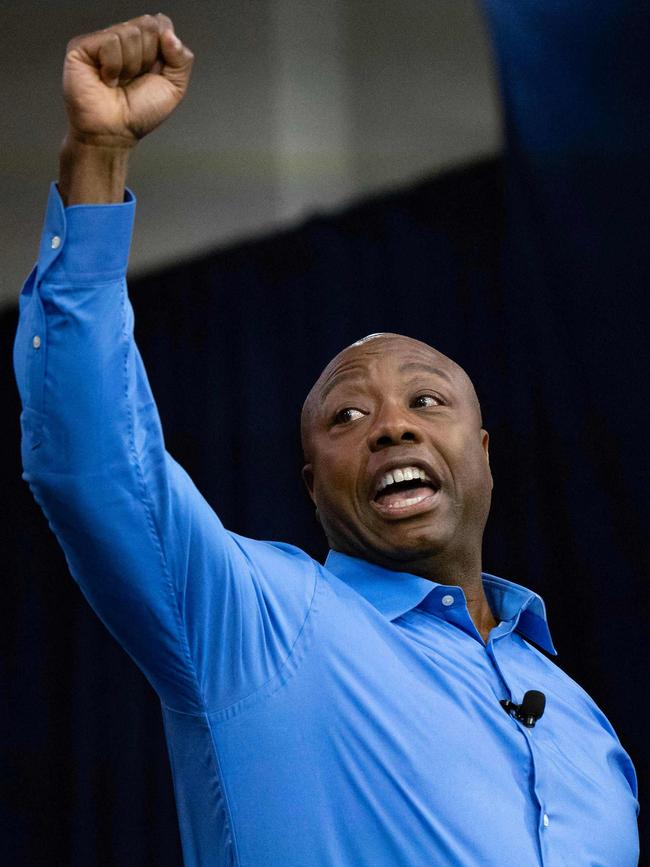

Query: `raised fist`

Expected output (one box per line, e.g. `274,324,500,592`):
63,13,194,149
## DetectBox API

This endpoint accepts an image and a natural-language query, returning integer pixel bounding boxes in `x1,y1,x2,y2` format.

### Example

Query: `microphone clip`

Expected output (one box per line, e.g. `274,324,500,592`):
500,690,546,728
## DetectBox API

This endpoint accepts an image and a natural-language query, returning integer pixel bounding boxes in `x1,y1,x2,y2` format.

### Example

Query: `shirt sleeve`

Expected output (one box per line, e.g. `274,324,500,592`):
13,183,317,715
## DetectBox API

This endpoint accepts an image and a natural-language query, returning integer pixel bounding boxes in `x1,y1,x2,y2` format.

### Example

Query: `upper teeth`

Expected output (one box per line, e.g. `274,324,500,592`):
376,466,430,493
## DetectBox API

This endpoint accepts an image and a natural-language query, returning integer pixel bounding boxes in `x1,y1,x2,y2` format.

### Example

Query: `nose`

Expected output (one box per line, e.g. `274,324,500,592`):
367,401,422,452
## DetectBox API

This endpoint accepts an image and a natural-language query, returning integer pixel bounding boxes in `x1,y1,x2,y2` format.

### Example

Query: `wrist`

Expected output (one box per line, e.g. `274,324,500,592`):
58,132,133,205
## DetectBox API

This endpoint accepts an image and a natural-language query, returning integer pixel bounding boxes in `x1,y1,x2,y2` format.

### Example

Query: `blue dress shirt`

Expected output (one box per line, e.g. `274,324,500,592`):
14,185,639,866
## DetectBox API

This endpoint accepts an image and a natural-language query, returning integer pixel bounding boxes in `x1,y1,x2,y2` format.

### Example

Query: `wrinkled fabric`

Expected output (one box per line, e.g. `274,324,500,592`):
13,184,639,865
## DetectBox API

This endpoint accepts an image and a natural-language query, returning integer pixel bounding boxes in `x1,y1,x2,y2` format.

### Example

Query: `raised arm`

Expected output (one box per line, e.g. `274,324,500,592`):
14,15,316,715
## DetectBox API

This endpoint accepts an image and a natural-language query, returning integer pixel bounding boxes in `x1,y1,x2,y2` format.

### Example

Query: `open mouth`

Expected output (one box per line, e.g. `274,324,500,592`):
371,466,440,516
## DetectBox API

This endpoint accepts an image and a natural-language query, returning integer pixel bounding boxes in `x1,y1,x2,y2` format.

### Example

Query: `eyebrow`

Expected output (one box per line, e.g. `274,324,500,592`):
319,361,453,403
319,369,366,402
397,362,453,382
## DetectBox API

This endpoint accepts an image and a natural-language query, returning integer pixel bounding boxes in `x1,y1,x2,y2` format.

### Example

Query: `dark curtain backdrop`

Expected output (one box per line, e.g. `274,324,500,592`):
3,2,649,864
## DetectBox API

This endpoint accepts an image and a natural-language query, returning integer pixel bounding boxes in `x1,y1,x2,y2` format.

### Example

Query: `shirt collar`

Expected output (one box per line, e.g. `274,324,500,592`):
324,550,557,655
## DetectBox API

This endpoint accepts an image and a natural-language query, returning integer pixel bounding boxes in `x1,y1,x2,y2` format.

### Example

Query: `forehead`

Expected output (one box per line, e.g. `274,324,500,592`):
318,337,456,397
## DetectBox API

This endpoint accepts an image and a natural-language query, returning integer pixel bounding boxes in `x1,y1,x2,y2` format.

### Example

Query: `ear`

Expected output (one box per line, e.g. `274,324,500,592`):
481,429,493,490
481,429,490,462
302,463,315,502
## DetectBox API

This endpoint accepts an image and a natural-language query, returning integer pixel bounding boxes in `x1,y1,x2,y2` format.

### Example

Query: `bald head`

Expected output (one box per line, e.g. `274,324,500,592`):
301,333,482,460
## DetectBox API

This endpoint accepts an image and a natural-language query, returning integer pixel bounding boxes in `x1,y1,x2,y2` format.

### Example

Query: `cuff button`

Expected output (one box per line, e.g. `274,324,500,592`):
50,235,61,249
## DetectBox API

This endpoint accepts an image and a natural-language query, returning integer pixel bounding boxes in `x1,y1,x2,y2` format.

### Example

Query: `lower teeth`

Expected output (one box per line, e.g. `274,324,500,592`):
387,494,428,509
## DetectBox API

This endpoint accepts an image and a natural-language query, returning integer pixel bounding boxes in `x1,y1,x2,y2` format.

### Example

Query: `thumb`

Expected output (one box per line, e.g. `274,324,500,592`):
159,27,193,73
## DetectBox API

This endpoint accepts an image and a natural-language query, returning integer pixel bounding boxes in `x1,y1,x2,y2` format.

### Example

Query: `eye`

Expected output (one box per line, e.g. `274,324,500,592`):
411,393,444,408
333,407,365,425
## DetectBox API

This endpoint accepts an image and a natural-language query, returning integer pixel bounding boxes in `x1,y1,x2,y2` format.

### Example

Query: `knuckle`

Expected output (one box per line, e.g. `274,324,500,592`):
121,24,140,40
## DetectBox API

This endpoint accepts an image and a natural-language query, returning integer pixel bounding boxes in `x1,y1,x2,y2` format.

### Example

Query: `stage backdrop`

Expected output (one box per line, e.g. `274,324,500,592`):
2,1,648,863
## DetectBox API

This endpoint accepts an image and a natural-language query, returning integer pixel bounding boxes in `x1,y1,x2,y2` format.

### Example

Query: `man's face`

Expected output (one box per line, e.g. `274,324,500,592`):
301,335,493,567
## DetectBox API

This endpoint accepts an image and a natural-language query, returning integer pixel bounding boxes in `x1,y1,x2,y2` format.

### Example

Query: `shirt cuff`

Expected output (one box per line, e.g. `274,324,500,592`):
36,181,136,285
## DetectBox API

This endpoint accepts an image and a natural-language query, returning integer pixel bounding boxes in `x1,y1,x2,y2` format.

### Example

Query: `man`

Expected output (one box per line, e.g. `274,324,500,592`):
14,14,639,866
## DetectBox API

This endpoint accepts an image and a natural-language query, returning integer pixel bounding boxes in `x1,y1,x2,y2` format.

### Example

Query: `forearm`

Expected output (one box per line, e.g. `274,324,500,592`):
15,184,139,474
58,134,131,205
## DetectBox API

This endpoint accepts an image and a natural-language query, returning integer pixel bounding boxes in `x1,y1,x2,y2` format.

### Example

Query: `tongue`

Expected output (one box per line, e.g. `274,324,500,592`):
376,484,433,506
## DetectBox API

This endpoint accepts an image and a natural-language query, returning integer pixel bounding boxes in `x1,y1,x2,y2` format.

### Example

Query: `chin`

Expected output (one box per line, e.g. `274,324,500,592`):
327,508,452,565
368,525,451,564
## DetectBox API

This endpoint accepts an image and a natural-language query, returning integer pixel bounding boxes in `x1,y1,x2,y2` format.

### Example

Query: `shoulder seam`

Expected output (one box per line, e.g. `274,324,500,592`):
119,282,206,711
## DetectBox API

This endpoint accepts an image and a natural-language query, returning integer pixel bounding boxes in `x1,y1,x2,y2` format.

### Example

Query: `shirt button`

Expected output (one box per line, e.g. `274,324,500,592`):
441,594,454,607
50,235,61,249
543,813,549,827
32,335,41,349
